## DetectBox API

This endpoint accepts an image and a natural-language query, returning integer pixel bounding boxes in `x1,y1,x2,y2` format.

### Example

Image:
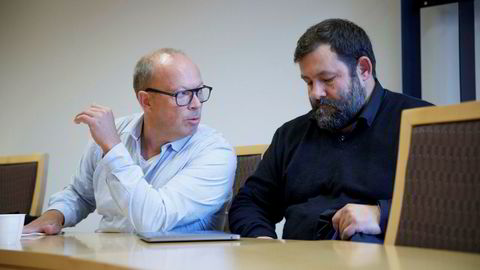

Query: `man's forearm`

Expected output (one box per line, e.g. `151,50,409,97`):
229,186,278,238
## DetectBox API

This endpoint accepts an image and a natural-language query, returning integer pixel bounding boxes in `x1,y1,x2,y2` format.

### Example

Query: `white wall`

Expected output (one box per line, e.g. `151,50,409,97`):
421,1,480,105
1,0,401,233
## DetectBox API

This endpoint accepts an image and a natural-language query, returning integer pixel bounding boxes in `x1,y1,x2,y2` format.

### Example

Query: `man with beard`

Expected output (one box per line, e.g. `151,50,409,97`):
229,19,432,242
24,48,236,234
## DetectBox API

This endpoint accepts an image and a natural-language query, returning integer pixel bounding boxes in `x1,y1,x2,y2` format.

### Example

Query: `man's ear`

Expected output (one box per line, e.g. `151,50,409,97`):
356,56,373,81
137,91,151,111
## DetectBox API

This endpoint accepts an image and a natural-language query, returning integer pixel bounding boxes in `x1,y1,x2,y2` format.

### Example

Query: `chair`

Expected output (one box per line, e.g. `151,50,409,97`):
0,153,48,217
385,101,480,253
218,145,269,232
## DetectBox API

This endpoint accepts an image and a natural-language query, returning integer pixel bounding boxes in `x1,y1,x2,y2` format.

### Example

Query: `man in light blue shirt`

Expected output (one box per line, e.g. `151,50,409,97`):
24,48,236,234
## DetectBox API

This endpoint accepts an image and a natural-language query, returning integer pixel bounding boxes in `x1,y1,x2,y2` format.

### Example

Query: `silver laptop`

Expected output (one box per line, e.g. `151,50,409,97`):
137,230,240,243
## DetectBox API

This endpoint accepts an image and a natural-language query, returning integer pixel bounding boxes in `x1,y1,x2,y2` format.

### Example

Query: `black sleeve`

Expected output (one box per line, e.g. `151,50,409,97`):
228,130,285,238
377,199,391,233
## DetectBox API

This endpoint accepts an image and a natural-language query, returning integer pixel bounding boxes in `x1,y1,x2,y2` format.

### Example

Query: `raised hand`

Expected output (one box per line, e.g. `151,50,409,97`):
74,104,121,154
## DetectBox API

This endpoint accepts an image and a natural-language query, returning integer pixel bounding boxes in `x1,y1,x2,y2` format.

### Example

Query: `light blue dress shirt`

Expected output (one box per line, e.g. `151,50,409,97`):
47,113,236,233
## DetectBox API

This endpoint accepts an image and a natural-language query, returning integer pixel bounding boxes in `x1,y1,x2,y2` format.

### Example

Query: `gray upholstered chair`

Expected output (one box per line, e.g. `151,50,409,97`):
0,154,48,218
217,145,268,232
385,101,480,253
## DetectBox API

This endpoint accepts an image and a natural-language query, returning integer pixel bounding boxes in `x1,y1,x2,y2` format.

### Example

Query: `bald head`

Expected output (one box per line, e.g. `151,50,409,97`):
133,48,200,95
134,48,205,145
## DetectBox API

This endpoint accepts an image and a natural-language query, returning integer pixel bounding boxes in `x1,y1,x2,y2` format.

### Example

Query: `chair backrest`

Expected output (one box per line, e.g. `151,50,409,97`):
217,145,269,232
385,101,480,253
0,153,48,216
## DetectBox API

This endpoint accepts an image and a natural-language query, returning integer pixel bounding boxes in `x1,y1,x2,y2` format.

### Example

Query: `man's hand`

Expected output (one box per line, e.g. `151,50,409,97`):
74,105,121,154
257,236,273,239
331,203,381,240
23,210,64,235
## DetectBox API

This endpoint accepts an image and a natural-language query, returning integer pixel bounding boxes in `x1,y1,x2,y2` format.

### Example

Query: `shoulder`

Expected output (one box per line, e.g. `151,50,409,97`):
383,89,433,110
192,124,231,145
114,113,143,134
275,111,312,139
186,124,235,156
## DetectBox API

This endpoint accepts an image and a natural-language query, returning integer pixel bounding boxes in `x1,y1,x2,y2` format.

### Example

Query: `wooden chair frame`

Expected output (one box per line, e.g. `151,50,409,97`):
218,144,269,232
232,144,269,195
384,101,480,245
234,144,269,158
0,153,48,216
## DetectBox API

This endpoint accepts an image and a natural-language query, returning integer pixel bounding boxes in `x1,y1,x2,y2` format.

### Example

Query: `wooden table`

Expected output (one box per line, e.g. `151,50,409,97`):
1,232,479,269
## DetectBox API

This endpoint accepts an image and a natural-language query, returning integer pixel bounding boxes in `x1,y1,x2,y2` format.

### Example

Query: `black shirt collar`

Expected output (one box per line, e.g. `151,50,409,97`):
357,79,385,127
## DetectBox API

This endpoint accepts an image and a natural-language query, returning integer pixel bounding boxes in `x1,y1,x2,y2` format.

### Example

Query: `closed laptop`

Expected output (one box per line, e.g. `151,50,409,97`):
137,230,240,243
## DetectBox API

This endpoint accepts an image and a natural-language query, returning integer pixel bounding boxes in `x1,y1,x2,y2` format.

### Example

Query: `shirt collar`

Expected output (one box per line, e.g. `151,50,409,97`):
129,114,144,141
357,79,385,127
169,134,192,152
127,113,192,153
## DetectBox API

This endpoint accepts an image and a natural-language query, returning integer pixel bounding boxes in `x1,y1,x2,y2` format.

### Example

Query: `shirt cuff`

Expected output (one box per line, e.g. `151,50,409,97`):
46,204,74,227
377,199,391,233
245,225,277,239
100,143,135,174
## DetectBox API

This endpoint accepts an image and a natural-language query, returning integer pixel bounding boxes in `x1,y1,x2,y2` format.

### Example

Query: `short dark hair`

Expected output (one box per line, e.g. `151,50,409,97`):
294,18,376,78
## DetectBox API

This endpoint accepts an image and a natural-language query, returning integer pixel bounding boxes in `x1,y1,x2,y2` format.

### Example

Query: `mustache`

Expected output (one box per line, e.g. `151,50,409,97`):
311,97,344,111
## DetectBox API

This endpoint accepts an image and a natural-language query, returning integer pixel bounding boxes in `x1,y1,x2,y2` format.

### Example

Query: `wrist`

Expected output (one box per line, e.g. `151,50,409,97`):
102,140,121,155
44,209,65,226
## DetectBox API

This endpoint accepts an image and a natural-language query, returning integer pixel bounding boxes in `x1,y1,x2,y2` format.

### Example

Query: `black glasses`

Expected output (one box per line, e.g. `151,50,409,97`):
144,85,213,106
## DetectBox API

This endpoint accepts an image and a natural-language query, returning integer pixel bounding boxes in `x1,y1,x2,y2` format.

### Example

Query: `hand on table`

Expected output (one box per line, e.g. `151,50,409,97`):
332,203,381,240
23,210,64,235
257,236,274,239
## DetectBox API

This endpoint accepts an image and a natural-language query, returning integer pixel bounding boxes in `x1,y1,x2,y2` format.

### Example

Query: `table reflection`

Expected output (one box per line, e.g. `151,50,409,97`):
331,240,385,268
21,234,93,256
2,233,478,270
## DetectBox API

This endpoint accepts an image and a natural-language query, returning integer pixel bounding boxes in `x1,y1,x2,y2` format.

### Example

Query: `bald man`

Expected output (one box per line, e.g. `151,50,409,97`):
24,48,236,234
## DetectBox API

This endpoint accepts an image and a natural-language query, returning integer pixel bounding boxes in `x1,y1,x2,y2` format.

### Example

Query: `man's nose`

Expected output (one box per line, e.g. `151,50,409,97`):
310,82,327,99
188,92,202,109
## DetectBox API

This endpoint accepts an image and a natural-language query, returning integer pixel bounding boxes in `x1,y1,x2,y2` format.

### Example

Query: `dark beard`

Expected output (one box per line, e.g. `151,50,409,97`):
310,74,367,131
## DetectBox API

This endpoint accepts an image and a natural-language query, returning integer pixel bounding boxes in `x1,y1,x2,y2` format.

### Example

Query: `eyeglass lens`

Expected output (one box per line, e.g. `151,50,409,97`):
176,88,210,106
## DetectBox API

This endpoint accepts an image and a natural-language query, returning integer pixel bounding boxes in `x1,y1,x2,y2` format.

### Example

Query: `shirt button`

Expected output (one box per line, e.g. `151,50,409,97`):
339,135,345,142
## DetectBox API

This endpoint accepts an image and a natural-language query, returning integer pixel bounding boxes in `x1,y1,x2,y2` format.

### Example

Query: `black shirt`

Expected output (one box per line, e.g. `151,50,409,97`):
229,81,432,240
